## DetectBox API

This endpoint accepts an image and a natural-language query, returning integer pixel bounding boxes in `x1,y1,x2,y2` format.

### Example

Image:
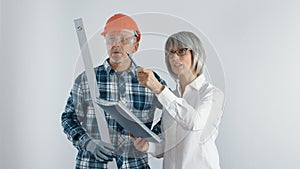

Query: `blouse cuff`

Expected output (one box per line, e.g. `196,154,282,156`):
156,87,177,108
147,142,156,154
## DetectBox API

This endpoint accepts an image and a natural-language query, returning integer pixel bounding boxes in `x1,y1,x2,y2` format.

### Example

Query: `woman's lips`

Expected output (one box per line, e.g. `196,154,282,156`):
173,63,183,67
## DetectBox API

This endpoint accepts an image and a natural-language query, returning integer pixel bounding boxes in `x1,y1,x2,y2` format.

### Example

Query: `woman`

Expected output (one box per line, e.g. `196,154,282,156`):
131,31,224,169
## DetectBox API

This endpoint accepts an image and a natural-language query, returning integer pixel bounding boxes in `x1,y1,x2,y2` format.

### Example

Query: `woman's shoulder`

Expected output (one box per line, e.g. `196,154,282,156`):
198,81,224,99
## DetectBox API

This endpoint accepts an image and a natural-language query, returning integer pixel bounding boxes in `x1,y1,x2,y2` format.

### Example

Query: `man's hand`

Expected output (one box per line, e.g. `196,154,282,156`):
85,139,115,161
129,133,149,152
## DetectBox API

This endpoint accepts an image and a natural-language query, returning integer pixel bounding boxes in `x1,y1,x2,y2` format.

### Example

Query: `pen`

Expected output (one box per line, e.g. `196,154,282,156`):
127,52,139,69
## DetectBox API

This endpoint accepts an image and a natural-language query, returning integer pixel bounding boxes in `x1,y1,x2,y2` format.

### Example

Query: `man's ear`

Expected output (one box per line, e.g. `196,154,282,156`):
133,42,139,52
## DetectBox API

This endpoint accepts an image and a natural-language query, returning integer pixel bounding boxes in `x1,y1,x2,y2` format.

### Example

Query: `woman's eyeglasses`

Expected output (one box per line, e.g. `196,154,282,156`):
166,48,190,57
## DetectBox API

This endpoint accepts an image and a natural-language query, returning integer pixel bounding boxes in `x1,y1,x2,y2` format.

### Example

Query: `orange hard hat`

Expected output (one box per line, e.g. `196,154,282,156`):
101,13,141,42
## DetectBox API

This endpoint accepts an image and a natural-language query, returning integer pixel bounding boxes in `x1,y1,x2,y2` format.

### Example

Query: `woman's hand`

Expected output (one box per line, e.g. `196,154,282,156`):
136,67,164,94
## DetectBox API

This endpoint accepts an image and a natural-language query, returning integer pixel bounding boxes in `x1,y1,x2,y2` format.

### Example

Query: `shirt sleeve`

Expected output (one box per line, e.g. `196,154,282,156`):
61,75,90,150
156,87,224,131
147,141,164,158
150,72,168,135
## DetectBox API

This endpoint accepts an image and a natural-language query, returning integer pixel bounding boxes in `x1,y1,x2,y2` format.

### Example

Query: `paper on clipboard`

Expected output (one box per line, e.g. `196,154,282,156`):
95,98,162,143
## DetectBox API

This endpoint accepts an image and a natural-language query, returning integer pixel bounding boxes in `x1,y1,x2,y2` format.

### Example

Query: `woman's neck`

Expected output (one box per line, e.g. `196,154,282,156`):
179,72,197,94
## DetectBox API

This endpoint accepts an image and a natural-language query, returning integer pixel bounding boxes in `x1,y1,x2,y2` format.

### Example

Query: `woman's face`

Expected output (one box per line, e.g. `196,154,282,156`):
167,47,194,77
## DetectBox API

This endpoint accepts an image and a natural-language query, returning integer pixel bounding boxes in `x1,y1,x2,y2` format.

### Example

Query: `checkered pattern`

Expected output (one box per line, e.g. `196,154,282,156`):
62,59,165,168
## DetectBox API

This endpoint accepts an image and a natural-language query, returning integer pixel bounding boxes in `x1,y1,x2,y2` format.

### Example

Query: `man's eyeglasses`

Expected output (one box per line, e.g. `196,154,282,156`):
105,35,136,45
166,48,190,57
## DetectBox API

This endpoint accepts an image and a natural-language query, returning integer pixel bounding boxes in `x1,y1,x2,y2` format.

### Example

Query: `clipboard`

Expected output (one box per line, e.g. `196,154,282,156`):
95,98,162,143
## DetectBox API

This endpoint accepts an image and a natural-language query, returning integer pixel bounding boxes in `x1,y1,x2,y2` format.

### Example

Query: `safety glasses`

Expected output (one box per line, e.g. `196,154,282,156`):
105,35,137,45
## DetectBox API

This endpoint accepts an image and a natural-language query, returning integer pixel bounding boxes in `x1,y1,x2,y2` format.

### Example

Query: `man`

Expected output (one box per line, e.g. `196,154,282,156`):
61,13,165,169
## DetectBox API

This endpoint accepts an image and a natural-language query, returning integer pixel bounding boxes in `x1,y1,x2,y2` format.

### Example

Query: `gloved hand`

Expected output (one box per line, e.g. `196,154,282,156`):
85,139,115,161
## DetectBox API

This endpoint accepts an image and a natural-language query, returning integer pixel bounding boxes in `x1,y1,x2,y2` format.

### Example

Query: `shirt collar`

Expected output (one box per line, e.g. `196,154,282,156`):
189,74,206,91
103,58,136,77
176,74,206,94
103,58,114,74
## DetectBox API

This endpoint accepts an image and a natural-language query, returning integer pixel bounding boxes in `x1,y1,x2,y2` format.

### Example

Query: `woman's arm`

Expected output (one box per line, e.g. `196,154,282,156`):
157,86,224,131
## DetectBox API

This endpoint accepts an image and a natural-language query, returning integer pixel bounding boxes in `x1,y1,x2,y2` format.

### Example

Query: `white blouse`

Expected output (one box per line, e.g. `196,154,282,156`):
148,75,224,169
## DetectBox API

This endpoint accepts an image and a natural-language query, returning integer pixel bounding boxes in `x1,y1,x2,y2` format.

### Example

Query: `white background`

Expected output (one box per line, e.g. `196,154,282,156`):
1,0,300,169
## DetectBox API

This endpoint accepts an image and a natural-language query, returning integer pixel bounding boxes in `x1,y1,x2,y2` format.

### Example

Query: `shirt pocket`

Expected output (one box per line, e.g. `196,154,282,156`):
131,87,154,111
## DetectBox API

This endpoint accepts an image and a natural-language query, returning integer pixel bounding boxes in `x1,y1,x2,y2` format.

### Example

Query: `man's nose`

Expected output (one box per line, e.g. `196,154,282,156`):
111,39,121,47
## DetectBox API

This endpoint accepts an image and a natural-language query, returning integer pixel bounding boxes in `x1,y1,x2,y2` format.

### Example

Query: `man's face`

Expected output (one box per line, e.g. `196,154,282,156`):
105,30,139,64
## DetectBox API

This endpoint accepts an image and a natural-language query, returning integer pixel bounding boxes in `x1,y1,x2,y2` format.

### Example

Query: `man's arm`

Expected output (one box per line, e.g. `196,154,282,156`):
61,79,90,150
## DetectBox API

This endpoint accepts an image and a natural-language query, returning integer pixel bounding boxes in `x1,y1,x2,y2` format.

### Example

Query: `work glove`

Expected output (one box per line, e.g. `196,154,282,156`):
85,139,115,161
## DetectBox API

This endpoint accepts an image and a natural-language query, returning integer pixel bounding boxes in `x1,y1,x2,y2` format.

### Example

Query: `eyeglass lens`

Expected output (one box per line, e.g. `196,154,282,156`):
167,48,189,57
106,36,135,45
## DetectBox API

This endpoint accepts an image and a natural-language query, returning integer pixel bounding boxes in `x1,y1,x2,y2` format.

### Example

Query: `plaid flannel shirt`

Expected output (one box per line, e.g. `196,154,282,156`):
62,59,165,169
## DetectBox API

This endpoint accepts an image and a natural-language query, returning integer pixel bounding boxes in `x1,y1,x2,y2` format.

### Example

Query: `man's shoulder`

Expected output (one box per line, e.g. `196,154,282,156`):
95,64,114,76
73,65,107,84
94,64,106,71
